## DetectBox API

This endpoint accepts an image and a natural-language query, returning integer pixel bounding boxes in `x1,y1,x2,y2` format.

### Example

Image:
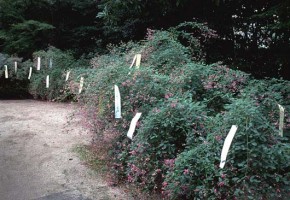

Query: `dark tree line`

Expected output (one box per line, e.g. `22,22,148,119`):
0,0,98,57
0,0,289,79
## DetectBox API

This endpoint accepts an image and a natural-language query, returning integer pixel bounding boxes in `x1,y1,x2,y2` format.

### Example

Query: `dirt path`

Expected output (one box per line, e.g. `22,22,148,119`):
0,100,130,200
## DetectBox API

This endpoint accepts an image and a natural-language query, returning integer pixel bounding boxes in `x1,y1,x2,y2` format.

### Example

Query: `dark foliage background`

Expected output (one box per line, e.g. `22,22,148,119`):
0,0,289,79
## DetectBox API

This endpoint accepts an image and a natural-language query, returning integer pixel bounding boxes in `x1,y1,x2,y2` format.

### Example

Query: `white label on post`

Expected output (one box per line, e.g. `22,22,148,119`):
28,67,32,80
46,75,49,88
278,104,285,137
15,62,17,73
127,113,142,140
115,85,121,118
4,65,8,78
65,71,70,81
49,58,52,68
79,77,84,94
220,125,238,169
129,55,137,69
135,54,141,68
37,57,41,70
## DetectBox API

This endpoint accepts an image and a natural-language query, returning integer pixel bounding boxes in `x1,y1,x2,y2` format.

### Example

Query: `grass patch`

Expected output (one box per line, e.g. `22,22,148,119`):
72,145,107,174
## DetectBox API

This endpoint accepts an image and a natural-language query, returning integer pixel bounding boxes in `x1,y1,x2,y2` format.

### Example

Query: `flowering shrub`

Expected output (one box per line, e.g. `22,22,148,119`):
1,23,290,199
164,97,290,199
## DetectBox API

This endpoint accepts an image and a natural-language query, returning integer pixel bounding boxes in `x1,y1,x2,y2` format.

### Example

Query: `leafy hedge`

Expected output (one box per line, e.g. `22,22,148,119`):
1,27,290,199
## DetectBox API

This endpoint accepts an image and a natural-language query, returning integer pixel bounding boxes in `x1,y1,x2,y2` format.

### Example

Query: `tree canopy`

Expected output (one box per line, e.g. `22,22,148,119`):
0,0,289,79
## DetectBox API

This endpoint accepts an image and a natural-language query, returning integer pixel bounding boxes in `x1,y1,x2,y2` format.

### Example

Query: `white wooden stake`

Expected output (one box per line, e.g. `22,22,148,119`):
79,77,84,94
278,104,285,137
37,57,41,70
135,54,141,68
28,67,32,80
65,71,71,81
220,125,238,169
4,65,8,78
127,113,142,140
46,75,49,88
15,62,17,73
114,85,121,118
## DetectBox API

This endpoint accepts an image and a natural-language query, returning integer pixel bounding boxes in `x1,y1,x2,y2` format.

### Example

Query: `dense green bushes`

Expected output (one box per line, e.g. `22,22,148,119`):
1,29,290,199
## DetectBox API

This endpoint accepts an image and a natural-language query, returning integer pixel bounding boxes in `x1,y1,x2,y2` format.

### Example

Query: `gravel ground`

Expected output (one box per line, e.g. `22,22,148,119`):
0,100,131,200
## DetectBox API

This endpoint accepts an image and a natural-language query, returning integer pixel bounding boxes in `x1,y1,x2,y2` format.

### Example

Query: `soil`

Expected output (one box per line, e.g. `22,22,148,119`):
0,100,131,200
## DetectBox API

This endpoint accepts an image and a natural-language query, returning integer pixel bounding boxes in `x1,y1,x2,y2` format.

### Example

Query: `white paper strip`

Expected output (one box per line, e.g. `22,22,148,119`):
46,75,49,88
28,67,32,80
135,54,141,68
37,57,41,70
65,71,70,81
15,62,17,73
129,55,137,69
114,85,121,118
79,77,84,94
4,65,8,78
278,104,285,137
49,58,52,68
220,125,238,169
127,113,142,140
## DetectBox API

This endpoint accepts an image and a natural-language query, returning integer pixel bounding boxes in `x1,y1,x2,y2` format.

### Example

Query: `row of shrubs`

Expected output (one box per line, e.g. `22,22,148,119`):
1,27,290,199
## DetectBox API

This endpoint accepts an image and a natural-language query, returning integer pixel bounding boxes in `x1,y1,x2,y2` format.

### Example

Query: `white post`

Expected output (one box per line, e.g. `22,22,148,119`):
129,55,137,69
65,71,70,81
127,113,142,140
79,77,84,94
114,85,121,118
220,125,238,168
46,75,49,88
37,57,41,70
49,58,52,68
15,62,17,73
135,54,142,68
28,67,32,79
4,65,8,78
278,104,285,137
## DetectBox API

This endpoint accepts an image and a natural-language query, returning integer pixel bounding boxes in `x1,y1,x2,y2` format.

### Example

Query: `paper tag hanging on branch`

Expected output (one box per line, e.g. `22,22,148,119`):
114,85,121,119
15,62,17,73
127,113,142,140
37,57,41,70
220,125,238,169
278,104,285,137
4,65,8,78
79,77,84,94
135,54,141,68
65,71,71,81
46,75,49,88
28,67,32,80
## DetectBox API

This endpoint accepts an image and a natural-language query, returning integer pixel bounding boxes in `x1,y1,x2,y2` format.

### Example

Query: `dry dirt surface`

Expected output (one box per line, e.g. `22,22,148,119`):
0,100,131,200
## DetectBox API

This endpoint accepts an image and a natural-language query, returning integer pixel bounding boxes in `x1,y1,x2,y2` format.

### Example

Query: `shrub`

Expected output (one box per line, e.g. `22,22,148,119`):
72,28,290,199
164,97,290,199
1,23,290,200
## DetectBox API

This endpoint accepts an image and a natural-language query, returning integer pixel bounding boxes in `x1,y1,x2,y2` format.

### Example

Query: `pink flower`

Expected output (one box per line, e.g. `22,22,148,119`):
165,93,173,99
215,135,222,141
183,169,189,175
127,175,133,182
156,169,162,173
162,182,168,187
170,103,177,108
218,182,224,187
